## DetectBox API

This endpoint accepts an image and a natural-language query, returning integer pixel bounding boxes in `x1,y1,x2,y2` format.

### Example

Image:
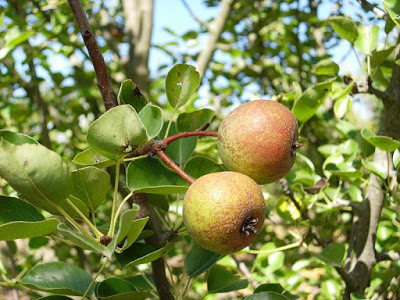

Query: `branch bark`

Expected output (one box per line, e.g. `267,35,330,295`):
196,0,235,78
67,0,118,110
122,0,154,96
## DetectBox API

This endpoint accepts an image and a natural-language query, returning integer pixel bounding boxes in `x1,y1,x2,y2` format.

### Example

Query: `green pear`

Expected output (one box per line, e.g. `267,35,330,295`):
218,100,299,184
183,171,265,254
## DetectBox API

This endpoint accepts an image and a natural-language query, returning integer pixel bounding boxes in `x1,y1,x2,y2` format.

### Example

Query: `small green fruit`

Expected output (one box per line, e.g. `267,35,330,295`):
217,100,299,184
183,171,265,254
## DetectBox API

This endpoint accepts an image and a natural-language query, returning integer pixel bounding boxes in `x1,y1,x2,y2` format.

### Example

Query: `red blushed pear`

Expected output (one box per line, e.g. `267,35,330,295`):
183,172,265,254
217,100,300,184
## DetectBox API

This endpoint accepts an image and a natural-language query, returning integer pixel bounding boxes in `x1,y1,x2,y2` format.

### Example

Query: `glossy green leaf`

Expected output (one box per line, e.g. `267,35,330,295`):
361,128,400,152
126,157,189,194
96,277,151,300
57,223,104,252
332,81,354,101
245,292,292,300
0,196,59,240
115,206,140,245
321,280,341,300
313,59,339,75
383,0,400,25
20,262,93,296
87,105,147,160
207,264,248,293
361,159,387,180
165,64,200,108
176,109,215,132
267,252,285,273
355,25,379,55
185,243,223,277
393,149,400,168
317,243,345,266
254,284,297,299
29,236,49,249
0,140,72,215
334,97,352,119
70,167,110,212
0,130,37,145
117,79,147,112
349,186,363,202
184,156,225,179
120,217,149,251
292,78,335,122
38,296,74,300
138,104,163,139
73,148,115,168
328,16,358,43
115,242,174,269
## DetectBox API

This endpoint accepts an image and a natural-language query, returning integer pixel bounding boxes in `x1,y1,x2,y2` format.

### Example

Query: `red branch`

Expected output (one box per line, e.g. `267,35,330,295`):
163,131,218,145
67,0,118,110
157,150,195,184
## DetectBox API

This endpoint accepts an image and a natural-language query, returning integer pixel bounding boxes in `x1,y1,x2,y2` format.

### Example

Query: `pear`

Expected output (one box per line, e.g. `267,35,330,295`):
218,100,299,184
183,171,265,254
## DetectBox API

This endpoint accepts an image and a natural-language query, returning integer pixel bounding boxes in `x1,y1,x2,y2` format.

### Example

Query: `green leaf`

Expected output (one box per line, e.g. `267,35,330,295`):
184,243,223,277
70,167,110,212
0,29,35,60
328,16,358,43
29,236,49,249
383,0,400,25
0,130,37,145
292,78,336,122
160,122,197,164
317,243,345,266
393,149,400,168
112,206,139,247
254,284,297,299
87,105,147,160
245,292,292,300
207,265,248,293
117,80,147,112
20,262,94,296
313,59,339,75
0,196,59,240
361,128,400,152
126,157,189,194
361,159,387,180
95,277,151,300
334,97,352,119
0,140,72,215
321,280,341,299
355,25,379,55
266,252,285,273
115,242,174,269
184,156,225,179
138,104,163,139
120,217,149,251
57,223,104,252
165,64,200,108
176,109,215,132
38,296,74,300
73,148,115,168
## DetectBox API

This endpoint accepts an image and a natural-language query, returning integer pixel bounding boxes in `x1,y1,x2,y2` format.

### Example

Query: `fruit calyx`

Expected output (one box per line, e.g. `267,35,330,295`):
240,216,259,236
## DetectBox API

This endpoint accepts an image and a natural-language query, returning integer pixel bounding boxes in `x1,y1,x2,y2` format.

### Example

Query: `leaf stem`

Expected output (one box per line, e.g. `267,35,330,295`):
53,203,98,243
124,154,148,162
108,159,122,238
66,198,103,238
111,191,134,234
81,257,109,299
244,240,301,254
164,105,180,139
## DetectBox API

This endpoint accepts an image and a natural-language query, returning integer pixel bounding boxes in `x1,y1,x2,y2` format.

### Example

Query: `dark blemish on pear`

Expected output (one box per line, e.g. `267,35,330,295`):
240,215,259,236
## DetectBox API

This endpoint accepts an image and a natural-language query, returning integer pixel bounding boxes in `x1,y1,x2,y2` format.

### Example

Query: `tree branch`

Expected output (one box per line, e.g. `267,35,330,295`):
376,251,400,262
181,0,210,29
67,0,118,110
196,0,235,78
357,0,387,18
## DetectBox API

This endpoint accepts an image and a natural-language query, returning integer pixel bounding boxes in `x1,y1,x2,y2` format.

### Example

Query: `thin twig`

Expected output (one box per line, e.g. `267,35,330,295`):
181,0,210,29
157,150,195,184
163,131,218,145
357,0,387,18
279,178,308,219
67,0,118,110
376,251,400,262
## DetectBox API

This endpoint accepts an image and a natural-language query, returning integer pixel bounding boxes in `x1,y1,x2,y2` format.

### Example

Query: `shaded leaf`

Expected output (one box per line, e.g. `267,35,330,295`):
126,157,189,194
118,80,147,112
0,130,37,145
165,64,200,108
57,223,104,252
317,243,345,266
185,243,223,277
207,265,248,293
313,59,339,75
120,217,149,251
245,292,291,300
184,156,225,179
20,262,93,296
383,0,400,25
0,196,59,240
